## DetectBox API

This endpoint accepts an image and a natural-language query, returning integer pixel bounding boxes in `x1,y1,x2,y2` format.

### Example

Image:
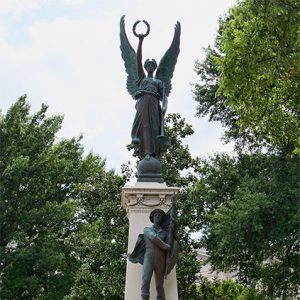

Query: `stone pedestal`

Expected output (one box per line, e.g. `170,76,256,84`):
122,182,179,300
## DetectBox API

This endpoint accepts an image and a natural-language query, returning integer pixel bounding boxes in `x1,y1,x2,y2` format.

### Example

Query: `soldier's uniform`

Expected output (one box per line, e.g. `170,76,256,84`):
141,226,169,300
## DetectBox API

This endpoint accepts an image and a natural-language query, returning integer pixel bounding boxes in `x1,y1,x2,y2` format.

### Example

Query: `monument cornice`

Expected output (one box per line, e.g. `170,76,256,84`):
122,183,180,213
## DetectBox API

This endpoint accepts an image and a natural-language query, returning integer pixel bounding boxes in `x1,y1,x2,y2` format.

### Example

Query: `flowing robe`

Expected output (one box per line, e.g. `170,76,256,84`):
131,77,163,158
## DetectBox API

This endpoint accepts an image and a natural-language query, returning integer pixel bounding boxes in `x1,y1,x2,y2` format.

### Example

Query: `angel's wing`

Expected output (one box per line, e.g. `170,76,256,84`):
120,15,139,99
155,22,181,97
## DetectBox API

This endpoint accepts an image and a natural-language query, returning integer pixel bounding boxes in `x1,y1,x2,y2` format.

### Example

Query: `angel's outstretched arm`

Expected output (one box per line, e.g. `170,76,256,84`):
136,36,144,77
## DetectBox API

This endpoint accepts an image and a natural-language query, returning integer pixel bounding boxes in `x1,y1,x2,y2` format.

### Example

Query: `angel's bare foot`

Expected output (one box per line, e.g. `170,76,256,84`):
145,154,150,160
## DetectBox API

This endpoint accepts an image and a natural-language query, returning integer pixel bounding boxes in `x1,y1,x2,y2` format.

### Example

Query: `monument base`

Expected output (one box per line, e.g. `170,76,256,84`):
122,182,179,300
137,157,164,183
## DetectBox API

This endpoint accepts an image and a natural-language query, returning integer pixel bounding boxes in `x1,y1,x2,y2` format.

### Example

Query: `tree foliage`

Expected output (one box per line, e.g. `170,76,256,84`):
0,96,81,299
64,158,128,300
193,1,300,298
190,153,299,299
0,96,128,299
194,0,300,154
196,277,263,300
162,113,203,299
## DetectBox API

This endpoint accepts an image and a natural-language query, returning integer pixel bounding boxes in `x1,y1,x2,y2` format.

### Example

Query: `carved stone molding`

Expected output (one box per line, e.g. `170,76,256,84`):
121,182,179,215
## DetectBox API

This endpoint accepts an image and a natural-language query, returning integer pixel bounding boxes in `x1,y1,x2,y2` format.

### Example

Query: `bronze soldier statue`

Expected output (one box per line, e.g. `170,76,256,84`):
129,197,179,300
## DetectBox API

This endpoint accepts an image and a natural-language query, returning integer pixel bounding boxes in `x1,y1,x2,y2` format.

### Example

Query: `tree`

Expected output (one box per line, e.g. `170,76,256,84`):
64,158,128,300
190,153,299,299
194,0,300,154
0,96,80,299
193,1,300,298
162,113,203,299
196,276,263,300
0,96,127,299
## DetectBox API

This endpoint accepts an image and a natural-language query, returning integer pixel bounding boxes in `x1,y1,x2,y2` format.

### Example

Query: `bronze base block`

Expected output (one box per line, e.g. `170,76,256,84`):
137,157,164,183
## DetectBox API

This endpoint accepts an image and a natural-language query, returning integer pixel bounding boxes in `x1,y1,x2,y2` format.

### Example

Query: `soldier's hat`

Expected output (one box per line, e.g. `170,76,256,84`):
149,209,167,223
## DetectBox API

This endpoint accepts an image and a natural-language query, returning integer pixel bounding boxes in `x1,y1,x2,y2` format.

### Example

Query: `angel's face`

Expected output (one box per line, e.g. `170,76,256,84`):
145,61,157,74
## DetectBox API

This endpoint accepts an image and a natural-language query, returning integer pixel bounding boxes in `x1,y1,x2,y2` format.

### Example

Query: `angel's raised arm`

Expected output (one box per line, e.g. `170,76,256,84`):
136,36,144,77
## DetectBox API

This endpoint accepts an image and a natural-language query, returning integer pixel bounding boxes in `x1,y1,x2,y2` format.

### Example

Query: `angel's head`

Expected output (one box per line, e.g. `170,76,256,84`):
144,59,157,75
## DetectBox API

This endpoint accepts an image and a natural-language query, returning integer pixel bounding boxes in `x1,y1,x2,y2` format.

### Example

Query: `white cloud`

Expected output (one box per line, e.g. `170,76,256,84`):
0,22,5,36
0,0,40,15
0,0,237,172
63,0,88,5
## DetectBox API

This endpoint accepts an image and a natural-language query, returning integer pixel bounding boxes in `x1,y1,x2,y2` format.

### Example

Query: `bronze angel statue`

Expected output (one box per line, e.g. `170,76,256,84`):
120,15,181,161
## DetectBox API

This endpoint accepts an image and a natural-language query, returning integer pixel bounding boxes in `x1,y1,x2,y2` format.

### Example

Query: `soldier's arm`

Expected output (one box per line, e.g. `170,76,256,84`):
144,227,170,251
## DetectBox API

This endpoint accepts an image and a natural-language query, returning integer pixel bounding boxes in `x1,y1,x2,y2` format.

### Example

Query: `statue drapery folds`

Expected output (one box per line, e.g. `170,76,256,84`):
119,15,181,160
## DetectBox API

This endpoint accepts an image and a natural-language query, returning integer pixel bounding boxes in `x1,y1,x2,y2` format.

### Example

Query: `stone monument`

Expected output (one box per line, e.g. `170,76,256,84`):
120,15,181,300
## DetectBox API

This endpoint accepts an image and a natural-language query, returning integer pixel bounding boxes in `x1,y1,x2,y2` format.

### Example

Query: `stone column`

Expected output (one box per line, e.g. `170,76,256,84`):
122,182,179,300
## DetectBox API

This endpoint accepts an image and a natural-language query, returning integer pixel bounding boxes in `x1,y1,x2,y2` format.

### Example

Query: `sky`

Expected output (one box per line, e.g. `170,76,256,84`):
0,0,237,174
